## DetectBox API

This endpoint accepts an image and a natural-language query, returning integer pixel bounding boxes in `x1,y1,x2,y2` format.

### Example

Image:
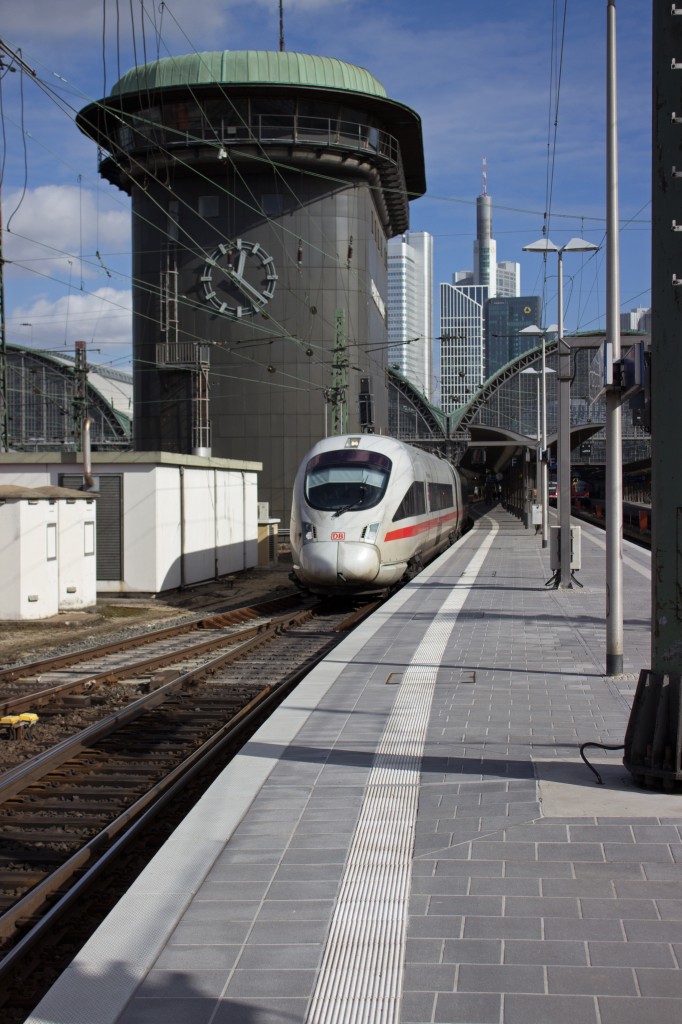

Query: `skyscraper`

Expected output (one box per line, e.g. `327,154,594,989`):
439,178,530,408
474,192,497,297
439,282,487,411
387,232,433,400
486,296,543,377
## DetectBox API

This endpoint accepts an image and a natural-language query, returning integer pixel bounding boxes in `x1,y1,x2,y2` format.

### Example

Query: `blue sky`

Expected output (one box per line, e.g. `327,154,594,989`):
0,0,651,369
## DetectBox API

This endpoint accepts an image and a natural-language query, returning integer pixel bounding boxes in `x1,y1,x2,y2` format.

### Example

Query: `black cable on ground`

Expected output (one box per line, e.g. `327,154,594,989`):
579,741,625,785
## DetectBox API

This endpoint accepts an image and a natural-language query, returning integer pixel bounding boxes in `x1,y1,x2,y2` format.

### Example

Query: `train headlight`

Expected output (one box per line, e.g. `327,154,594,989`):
302,522,316,544
362,522,381,544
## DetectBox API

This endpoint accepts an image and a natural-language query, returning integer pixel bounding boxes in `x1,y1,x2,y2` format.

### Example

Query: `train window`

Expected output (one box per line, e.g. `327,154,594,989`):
428,482,454,511
305,450,391,511
392,481,426,521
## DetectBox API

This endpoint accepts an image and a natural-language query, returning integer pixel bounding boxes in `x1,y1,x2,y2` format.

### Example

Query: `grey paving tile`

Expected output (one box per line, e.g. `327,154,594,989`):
622,919,682,942
636,967,682,997
536,843,605,862
579,898,660,919
169,918,252,946
422,894,503,916
543,918,624,941
205,862,278,883
588,941,675,968
272,862,344,882
408,915,464,939
409,875,469,896
236,943,321,970
433,991,501,1023
597,997,682,1024
254,899,333,921
546,965,636,995
631,825,681,843
400,990,437,1023
136,970,228,998
614,879,682,898
463,917,541,939
246,921,330,945
441,938,502,964
457,963,544,993
403,963,456,992
469,877,541,896
504,896,581,918
541,877,614,897
503,994,599,1024
154,945,241,970
504,939,588,965
212,997,309,1023
573,862,644,880
404,937,445,963
431,860,504,877
195,881,271,902
117,997,216,1024
602,843,674,863
224,969,317,998
504,862,574,879
657,899,682,920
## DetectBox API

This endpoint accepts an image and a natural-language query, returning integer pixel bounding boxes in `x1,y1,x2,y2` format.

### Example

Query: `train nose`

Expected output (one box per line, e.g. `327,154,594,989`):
299,542,381,584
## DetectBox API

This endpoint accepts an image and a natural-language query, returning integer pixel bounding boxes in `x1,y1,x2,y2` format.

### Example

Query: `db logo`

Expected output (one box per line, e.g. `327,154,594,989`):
331,531,345,541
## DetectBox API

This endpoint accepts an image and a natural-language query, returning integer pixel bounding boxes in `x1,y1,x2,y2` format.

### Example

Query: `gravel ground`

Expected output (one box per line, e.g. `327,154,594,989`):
0,562,298,669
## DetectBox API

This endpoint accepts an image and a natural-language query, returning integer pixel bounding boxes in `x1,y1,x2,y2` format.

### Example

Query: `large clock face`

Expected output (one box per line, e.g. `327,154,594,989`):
200,239,278,318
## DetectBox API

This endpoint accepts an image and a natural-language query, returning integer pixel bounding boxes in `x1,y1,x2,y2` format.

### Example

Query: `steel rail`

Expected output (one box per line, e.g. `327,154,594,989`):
0,641,332,970
0,593,303,685
0,598,312,718
0,603,368,979
0,604,319,804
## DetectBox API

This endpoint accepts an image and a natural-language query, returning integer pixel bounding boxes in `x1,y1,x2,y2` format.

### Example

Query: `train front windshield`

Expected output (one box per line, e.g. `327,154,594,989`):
305,450,392,512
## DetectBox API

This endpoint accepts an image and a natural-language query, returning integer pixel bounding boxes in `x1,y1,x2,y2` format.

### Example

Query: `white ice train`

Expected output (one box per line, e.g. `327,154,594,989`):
290,434,468,595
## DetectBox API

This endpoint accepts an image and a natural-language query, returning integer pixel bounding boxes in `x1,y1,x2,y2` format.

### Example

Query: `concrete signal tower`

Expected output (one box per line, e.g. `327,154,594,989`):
77,51,426,517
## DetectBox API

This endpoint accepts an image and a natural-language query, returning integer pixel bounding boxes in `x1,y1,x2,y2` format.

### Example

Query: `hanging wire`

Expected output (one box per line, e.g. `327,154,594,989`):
6,49,29,231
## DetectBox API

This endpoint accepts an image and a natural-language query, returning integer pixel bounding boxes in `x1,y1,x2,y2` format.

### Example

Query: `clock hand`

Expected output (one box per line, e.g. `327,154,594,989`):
228,269,267,307
234,249,247,278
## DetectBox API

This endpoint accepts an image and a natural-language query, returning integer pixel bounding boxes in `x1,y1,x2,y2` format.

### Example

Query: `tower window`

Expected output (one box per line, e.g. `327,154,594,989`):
198,196,219,218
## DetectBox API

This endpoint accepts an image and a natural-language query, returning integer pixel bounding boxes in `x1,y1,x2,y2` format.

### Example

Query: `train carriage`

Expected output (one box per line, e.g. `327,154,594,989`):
290,435,468,594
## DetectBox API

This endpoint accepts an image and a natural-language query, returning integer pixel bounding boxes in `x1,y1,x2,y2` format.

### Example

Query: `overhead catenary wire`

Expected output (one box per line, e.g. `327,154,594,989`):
0,2,649,387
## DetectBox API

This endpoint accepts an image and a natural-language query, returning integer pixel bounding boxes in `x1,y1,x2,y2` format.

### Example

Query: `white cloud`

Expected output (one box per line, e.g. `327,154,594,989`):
8,288,133,368
3,184,130,283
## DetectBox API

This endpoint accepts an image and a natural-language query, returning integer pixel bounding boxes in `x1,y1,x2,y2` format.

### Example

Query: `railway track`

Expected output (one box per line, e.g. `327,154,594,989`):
0,592,381,1021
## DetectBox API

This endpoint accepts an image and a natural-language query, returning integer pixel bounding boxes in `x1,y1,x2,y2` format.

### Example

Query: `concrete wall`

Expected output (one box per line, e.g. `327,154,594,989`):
0,499,59,620
0,456,259,595
56,498,97,610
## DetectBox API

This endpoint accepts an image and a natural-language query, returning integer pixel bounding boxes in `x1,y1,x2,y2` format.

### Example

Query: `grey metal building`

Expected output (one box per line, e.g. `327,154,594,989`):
77,50,426,519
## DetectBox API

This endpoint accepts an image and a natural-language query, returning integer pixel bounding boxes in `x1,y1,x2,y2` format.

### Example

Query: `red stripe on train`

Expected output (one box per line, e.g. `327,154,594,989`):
384,510,461,542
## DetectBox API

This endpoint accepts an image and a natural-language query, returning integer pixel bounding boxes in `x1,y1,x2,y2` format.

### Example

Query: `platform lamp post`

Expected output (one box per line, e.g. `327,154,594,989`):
519,324,557,548
522,239,599,586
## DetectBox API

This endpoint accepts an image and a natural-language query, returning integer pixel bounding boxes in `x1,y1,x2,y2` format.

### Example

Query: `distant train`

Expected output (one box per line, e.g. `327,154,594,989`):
290,434,468,595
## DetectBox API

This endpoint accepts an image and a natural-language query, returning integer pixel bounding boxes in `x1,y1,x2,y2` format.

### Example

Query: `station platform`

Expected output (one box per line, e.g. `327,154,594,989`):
28,505,682,1024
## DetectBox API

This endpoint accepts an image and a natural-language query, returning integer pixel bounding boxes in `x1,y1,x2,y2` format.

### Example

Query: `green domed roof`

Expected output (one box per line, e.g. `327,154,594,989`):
111,50,388,99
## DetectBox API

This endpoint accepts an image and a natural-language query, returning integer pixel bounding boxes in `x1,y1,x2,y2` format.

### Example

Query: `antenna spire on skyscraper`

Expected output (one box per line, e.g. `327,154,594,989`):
482,156,487,196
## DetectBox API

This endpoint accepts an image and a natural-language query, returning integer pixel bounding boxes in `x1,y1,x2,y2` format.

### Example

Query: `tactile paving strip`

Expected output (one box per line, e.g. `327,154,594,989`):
305,522,499,1024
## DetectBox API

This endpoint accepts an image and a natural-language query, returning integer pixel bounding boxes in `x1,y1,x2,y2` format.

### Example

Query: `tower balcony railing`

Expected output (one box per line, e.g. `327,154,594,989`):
114,112,403,172
156,341,211,368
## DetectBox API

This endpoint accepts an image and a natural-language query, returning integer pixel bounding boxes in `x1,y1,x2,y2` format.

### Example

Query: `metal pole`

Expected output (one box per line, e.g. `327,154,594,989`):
0,196,9,452
622,0,682,786
541,334,549,547
535,375,541,509
605,0,624,674
556,251,572,587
